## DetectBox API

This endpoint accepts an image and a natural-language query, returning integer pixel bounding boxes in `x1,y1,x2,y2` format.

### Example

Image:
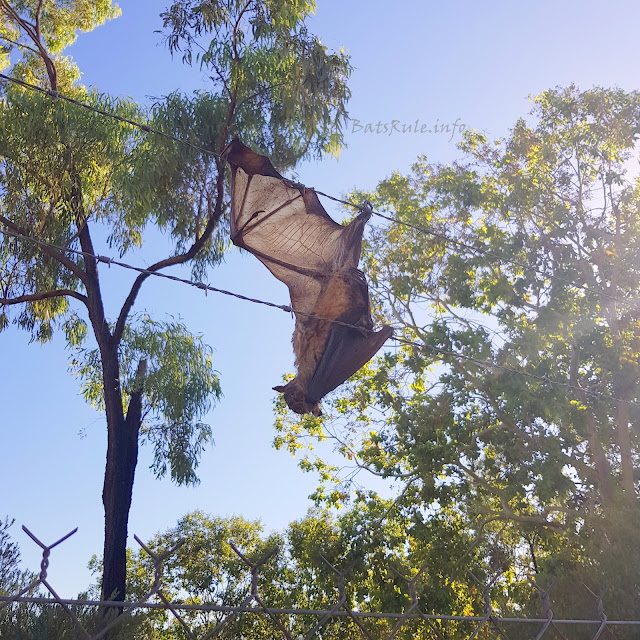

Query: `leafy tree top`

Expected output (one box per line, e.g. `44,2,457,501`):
275,85,640,619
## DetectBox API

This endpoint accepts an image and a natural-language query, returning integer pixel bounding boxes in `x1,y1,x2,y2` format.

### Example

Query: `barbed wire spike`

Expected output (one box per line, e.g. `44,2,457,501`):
385,564,428,640
465,571,513,640
583,584,611,640
304,554,353,640
309,553,376,640
131,535,196,640
7,526,92,639
530,577,556,640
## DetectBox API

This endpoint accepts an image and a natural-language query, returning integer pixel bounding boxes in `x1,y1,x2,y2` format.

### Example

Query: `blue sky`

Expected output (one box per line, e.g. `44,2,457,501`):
2,0,640,596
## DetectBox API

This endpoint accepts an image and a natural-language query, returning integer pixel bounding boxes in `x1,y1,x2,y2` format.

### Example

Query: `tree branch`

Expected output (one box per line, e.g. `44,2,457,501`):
494,497,567,530
207,56,231,98
0,288,87,306
113,159,226,345
0,34,40,56
0,0,57,91
453,458,508,500
0,214,89,286
231,0,252,62
570,374,615,507
238,81,287,109
352,455,416,479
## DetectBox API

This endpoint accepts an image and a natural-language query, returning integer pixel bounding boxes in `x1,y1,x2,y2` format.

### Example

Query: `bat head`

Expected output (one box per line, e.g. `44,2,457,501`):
273,382,322,417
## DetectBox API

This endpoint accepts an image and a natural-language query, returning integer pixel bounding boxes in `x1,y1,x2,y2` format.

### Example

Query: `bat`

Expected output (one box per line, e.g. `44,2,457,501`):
223,138,393,416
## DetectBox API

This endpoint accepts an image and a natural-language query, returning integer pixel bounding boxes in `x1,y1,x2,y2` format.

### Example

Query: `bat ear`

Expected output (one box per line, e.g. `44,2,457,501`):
272,385,287,392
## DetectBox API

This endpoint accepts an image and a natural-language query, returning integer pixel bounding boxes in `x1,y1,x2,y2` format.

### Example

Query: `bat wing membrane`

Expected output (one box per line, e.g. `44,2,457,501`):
224,138,392,415
306,324,394,402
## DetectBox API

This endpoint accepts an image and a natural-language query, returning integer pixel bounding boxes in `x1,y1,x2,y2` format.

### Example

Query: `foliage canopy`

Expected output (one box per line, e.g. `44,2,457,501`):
275,85,640,622
0,0,352,603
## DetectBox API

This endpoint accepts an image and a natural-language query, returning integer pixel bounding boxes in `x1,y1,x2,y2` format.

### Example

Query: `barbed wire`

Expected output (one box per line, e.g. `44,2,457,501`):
2,73,639,408
392,335,640,408
2,225,639,410
0,226,379,332
0,71,636,312
0,525,637,640
1,34,638,640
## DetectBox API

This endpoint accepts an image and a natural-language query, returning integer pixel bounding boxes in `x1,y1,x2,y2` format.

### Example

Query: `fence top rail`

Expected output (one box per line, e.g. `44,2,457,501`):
2,594,640,626
3,524,640,640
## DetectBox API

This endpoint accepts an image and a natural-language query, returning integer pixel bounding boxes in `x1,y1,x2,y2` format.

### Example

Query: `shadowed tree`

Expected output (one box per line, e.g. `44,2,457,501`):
0,517,33,597
0,0,351,604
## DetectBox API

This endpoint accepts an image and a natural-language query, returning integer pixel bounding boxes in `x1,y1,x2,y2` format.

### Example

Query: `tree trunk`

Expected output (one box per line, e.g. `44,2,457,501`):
99,347,137,603
100,353,146,604
71,179,140,605
614,398,637,507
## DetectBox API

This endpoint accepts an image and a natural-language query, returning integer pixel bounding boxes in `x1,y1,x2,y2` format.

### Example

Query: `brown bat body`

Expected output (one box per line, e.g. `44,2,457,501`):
224,139,393,415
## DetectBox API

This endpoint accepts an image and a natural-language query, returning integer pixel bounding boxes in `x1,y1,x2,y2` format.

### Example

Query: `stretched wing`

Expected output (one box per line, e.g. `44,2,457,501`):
306,324,395,403
224,138,393,416
224,138,369,313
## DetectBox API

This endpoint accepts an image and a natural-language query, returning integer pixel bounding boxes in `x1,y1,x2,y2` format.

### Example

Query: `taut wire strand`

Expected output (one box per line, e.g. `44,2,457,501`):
0,72,636,310
1,225,639,409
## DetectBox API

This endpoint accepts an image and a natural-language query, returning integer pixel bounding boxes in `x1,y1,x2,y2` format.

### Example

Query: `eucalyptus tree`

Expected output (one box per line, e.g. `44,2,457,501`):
276,87,640,620
0,517,32,597
119,505,478,639
0,0,351,604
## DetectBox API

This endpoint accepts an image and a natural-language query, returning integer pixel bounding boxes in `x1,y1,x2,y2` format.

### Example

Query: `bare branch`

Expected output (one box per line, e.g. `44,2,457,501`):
495,497,567,530
0,0,57,91
0,34,40,56
0,215,89,286
352,456,416,480
0,288,87,306
453,458,507,500
207,57,232,98
238,82,287,109
113,158,226,345
231,0,252,62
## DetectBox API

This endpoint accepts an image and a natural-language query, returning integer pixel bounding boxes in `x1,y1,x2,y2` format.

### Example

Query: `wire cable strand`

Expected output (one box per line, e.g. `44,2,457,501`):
2,227,638,409
1,74,638,408
317,190,636,309
0,71,636,311
0,227,373,330
393,336,639,408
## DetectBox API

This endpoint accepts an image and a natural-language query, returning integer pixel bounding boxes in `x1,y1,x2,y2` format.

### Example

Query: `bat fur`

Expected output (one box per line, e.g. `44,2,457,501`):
276,267,373,416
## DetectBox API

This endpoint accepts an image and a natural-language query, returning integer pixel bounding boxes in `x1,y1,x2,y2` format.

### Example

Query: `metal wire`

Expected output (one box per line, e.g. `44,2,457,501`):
1,72,639,412
0,71,636,311
1,34,637,640
2,225,638,410
0,72,220,158
2,224,639,411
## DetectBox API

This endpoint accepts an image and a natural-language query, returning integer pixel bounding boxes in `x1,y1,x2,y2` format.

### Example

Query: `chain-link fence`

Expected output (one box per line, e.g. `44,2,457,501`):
1,525,638,639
